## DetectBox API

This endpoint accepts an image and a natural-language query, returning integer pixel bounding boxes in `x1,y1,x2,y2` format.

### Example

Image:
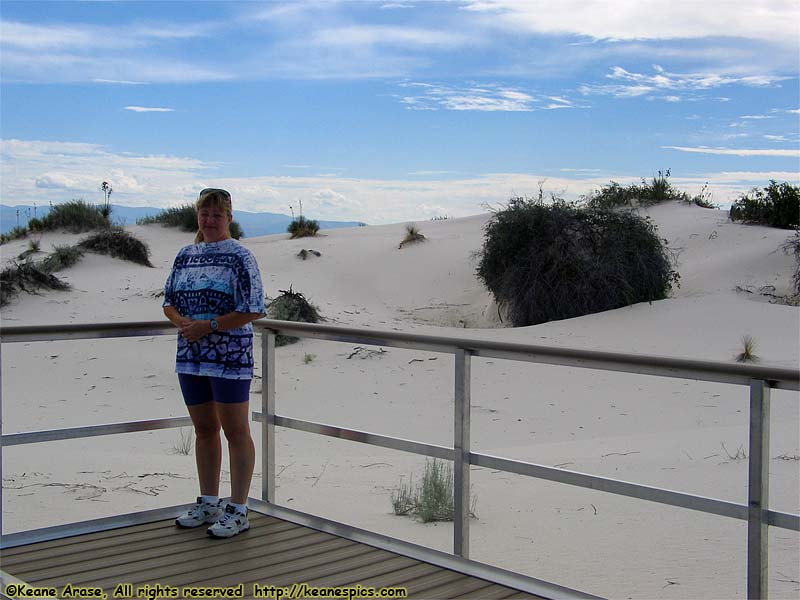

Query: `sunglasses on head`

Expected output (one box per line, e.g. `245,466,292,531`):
199,188,231,200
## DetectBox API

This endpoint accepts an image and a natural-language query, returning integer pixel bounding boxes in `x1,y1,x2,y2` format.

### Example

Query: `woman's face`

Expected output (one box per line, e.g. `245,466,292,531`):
198,204,232,243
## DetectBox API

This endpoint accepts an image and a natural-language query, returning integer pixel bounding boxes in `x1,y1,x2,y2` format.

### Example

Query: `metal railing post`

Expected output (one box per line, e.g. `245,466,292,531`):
454,348,471,558
261,330,276,504
747,379,770,600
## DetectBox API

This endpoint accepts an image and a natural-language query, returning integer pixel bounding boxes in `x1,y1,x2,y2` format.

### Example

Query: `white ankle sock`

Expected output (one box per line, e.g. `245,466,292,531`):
200,495,220,504
228,501,247,513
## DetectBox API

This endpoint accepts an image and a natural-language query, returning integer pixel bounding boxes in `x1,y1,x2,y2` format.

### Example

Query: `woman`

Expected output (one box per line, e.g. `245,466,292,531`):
163,188,265,538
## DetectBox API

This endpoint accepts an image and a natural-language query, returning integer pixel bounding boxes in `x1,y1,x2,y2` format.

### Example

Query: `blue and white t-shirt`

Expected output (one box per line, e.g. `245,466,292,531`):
163,239,265,379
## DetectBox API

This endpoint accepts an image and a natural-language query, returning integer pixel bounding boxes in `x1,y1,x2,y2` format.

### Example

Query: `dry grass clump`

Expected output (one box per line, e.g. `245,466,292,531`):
0,261,69,307
39,244,84,273
735,335,759,363
399,222,426,249
391,459,477,523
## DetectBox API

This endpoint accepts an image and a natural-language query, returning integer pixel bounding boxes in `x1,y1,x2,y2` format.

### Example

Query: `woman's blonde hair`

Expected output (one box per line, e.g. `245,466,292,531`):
194,188,232,244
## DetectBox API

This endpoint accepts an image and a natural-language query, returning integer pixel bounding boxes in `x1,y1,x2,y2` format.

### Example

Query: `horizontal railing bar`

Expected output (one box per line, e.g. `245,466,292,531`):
1,416,193,446
471,453,750,521
252,412,455,461
0,321,176,343
253,412,800,530
253,320,799,391
766,510,800,531
3,320,797,390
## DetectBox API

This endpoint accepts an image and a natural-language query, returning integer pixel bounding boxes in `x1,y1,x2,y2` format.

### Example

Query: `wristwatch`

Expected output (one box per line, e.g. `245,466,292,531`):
210,318,219,332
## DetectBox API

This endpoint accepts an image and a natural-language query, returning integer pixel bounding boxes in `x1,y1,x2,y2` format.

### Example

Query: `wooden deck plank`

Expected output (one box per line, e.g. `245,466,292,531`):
3,518,298,573
22,528,345,587
2,515,546,600
2,513,280,558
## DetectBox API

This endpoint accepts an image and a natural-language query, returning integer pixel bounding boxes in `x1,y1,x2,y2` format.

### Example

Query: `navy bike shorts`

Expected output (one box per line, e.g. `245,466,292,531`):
177,373,251,406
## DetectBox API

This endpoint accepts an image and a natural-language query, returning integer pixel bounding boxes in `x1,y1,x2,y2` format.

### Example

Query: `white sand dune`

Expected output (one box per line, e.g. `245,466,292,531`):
1,204,798,599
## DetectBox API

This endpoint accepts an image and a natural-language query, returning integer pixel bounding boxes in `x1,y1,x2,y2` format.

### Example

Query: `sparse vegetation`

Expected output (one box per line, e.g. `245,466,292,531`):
42,199,110,232
170,428,194,456
735,334,759,363
266,286,323,346
399,222,426,249
476,196,679,327
688,182,718,209
39,244,85,273
0,261,70,307
287,216,320,238
1,226,29,244
390,459,477,523
729,180,799,229
17,239,41,261
721,442,747,461
78,227,153,266
584,170,692,208
137,204,243,239
303,353,316,364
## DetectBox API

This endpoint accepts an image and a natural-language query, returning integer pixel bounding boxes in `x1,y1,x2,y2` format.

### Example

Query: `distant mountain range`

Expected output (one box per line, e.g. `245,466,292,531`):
0,204,366,237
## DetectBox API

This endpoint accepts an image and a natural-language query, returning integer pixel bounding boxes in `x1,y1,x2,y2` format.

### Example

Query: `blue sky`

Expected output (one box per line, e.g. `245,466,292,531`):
1,0,798,224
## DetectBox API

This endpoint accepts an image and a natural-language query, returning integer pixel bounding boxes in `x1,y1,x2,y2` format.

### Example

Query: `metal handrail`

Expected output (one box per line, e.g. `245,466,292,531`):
1,319,798,600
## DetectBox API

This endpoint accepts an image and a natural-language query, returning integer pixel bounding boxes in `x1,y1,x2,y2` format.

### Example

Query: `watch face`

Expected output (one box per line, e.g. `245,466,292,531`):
211,319,218,331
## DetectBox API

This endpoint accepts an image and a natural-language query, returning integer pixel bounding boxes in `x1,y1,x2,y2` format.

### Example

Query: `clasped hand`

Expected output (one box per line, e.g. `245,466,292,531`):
178,318,211,343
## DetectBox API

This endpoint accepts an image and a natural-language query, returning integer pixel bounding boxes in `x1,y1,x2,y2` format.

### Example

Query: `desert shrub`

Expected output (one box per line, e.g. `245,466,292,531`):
40,244,85,273
476,197,679,326
138,204,198,231
390,459,477,523
729,181,799,229
43,199,109,232
17,239,41,261
138,204,243,239
585,170,690,208
266,286,322,346
0,261,69,307
27,217,46,232
287,216,320,238
78,227,152,266
0,226,28,244
399,223,426,249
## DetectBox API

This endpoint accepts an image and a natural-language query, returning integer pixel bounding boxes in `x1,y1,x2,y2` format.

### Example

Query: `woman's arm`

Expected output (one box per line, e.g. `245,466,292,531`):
163,306,191,328
178,311,264,343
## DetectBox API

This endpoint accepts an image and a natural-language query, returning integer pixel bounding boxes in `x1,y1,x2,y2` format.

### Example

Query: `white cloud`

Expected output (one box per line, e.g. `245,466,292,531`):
93,78,148,85
787,109,800,114
400,82,579,112
663,145,800,157
764,135,788,142
740,115,773,120
582,65,788,99
124,106,175,113
462,1,800,46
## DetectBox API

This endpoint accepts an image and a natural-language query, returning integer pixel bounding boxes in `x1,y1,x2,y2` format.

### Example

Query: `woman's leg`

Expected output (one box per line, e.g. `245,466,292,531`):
187,402,222,496
216,401,255,504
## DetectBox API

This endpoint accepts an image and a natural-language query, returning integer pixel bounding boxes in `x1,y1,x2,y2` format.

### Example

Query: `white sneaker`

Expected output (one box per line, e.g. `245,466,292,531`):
207,504,250,538
175,497,224,528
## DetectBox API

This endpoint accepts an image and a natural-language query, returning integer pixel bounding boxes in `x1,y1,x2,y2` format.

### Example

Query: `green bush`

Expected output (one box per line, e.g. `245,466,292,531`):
43,199,109,232
78,227,152,266
0,261,69,307
287,216,320,238
40,244,85,273
138,204,243,239
476,197,679,326
585,170,690,208
729,181,799,229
